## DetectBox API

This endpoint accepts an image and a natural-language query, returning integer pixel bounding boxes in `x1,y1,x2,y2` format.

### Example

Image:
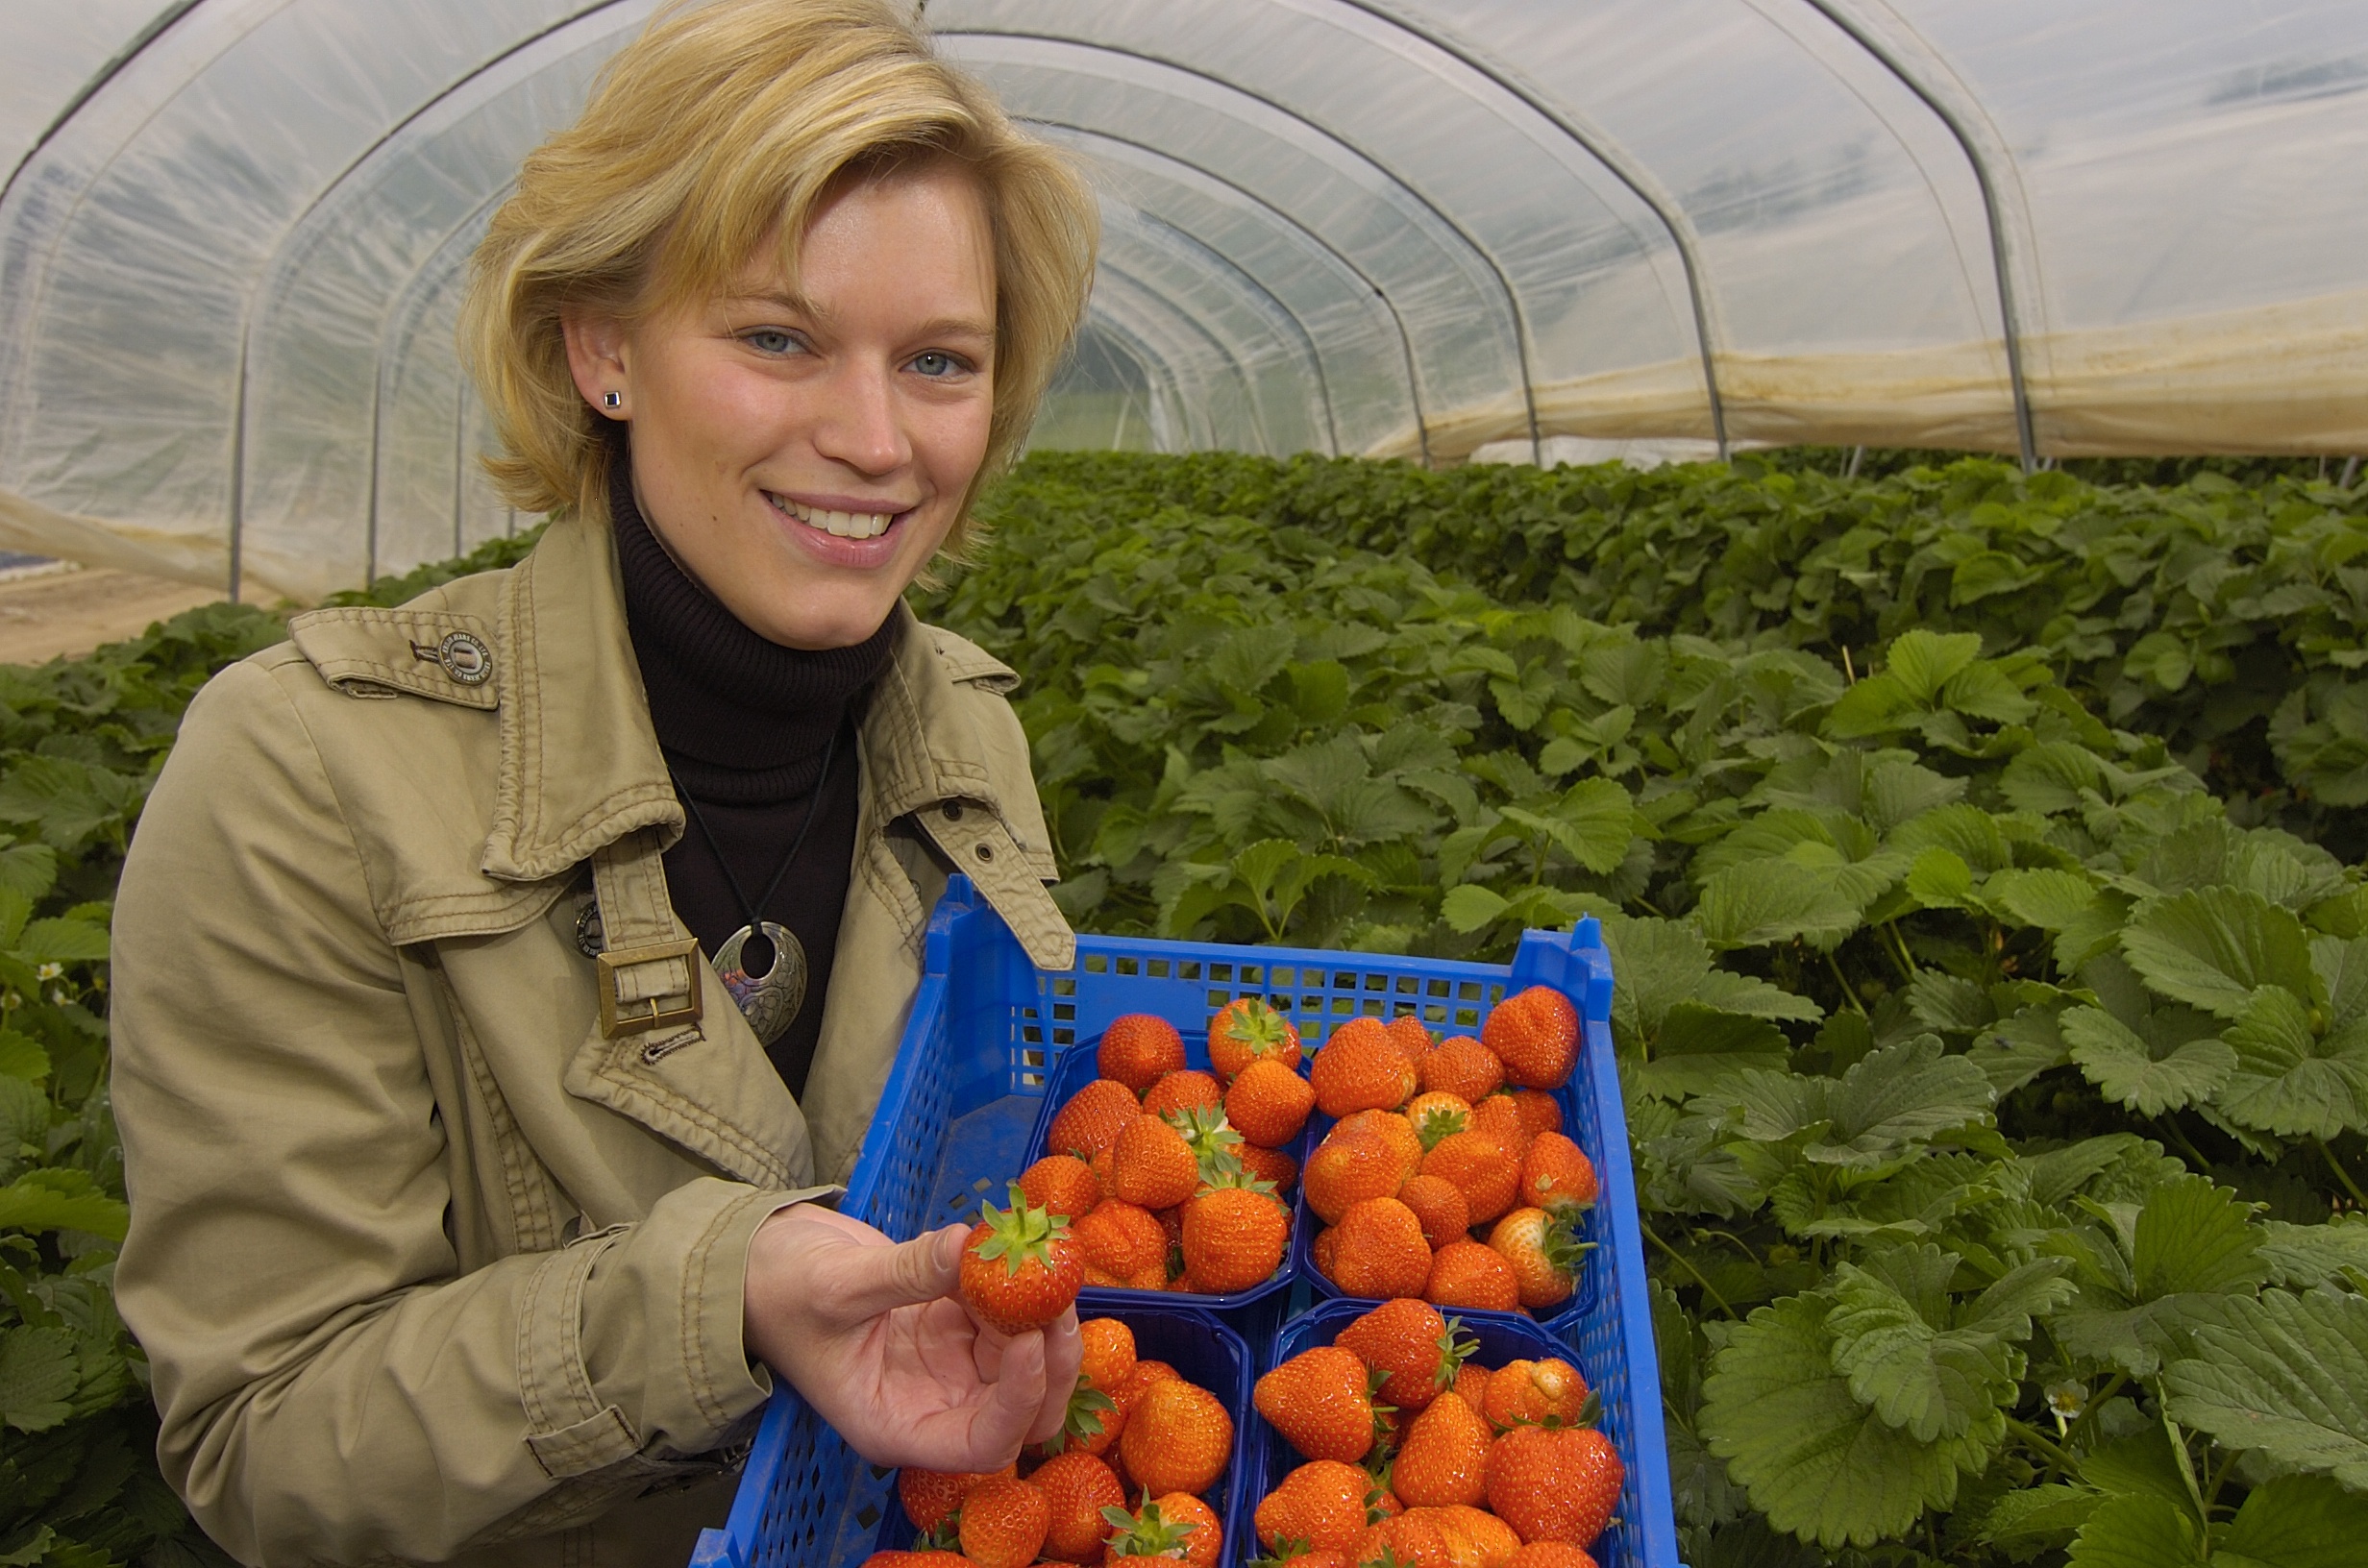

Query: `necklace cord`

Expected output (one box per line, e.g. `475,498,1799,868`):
671,722,843,941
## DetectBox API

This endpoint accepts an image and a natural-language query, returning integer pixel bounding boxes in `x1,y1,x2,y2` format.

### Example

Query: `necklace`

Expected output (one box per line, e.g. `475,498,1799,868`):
669,724,840,1047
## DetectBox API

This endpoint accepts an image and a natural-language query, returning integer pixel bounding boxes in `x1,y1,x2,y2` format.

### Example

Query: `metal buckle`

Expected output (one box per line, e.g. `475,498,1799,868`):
595,937,703,1038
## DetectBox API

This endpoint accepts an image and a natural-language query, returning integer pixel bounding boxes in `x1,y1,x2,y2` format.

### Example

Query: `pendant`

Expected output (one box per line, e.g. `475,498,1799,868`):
712,919,806,1046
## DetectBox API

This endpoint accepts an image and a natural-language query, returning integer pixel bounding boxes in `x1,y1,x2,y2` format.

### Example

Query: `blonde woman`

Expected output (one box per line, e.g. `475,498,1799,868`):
108,3,1097,1562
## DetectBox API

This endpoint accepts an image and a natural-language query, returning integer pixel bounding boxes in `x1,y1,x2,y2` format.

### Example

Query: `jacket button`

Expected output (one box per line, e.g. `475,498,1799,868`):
974,843,994,863
943,801,965,821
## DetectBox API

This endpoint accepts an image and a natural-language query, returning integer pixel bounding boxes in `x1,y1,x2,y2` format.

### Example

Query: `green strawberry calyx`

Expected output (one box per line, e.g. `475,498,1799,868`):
1101,1496,1199,1557
1433,1315,1481,1386
1222,997,1295,1053
1412,1104,1468,1151
971,1183,1072,1277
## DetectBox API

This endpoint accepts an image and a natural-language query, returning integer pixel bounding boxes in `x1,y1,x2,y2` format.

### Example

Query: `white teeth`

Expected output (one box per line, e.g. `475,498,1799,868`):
772,495,894,539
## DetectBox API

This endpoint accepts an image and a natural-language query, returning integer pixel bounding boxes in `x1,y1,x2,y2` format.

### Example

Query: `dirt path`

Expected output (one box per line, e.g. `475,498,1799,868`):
0,566,229,666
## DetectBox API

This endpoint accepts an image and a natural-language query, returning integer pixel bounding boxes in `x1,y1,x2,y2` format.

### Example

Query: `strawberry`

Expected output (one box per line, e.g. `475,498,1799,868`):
1255,1344,1377,1463
1312,1226,1340,1281
1518,1133,1597,1214
1402,1092,1472,1153
1143,1067,1224,1118
1049,1078,1143,1160
1238,1141,1300,1192
1349,1508,1450,1567
1385,1014,1436,1066
1037,1374,1122,1458
855,1553,974,1568
960,1187,1083,1335
1394,1174,1470,1252
1509,1089,1564,1141
1391,1387,1492,1507
1226,1056,1318,1147
1336,1299,1476,1414
1311,1025,1418,1117
1326,1197,1433,1299
1420,1131,1521,1225
1110,1359,1181,1427
1099,1014,1186,1092
1483,1359,1589,1430
1508,1543,1601,1568
1452,1361,1492,1414
1029,1451,1124,1562
1432,1503,1523,1566
1487,1207,1591,1312
898,1464,1012,1531
1078,1315,1137,1392
1210,996,1303,1082
1180,1164,1290,1292
1019,1154,1103,1220
1416,1038,1504,1104
1481,988,1578,1090
1073,1198,1167,1281
1484,1422,1622,1547
1467,1094,1530,1157
1246,1541,1353,1568
957,1473,1049,1568
1305,1122,1411,1225
1339,1110,1426,1179
1119,1376,1233,1497
1424,1238,1519,1313
1167,1103,1246,1178
1103,1491,1223,1565
1110,1115,1200,1211
1255,1459,1386,1554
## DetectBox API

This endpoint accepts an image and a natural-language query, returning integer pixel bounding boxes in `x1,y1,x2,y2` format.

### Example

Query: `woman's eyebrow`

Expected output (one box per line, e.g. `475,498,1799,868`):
720,291,992,342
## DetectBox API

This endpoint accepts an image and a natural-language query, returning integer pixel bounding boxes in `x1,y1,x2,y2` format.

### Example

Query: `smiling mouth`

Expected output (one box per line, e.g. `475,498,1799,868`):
766,493,901,540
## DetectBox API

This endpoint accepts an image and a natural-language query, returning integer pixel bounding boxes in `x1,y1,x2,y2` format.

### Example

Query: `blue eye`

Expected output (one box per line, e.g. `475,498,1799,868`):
911,351,959,378
743,329,802,355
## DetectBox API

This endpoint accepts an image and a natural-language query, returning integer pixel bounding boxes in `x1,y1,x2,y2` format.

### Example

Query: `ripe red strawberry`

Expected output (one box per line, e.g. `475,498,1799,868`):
1073,1198,1167,1281
1519,1133,1597,1214
1403,1091,1472,1153
1421,1131,1521,1225
855,1552,974,1568
1246,1540,1353,1568
1326,1197,1433,1299
1049,1078,1143,1160
1424,1238,1520,1313
1433,1504,1523,1565
898,1463,1012,1531
1311,1026,1419,1117
1036,1374,1122,1458
1078,1316,1136,1392
1509,1542,1602,1568
1510,1089,1564,1140
1237,1141,1300,1192
1417,1038,1505,1104
1339,1109,1426,1179
1103,1491,1223,1564
1100,1014,1186,1092
1485,1422,1623,1546
1168,1102,1246,1178
960,1187,1083,1334
1304,1122,1410,1226
1110,1114,1200,1211
1336,1299,1476,1414
1452,1361,1492,1414
1391,1388,1492,1508
1255,1459,1385,1554
1385,1014,1435,1066
1030,1450,1124,1562
1110,1359,1181,1427
1468,1093,1531,1157
1143,1067,1224,1118
1255,1344,1377,1463
1483,988,1579,1090
1210,996,1303,1082
957,1473,1049,1568
1019,1153,1102,1220
1181,1165,1291,1292
1394,1173,1470,1251
1483,1358,1590,1430
1226,1056,1318,1147
1120,1376,1233,1497
1488,1207,1591,1311
1349,1507,1450,1567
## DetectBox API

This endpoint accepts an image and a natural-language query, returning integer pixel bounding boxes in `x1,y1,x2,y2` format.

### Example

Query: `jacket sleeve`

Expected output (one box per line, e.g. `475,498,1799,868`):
111,657,797,1566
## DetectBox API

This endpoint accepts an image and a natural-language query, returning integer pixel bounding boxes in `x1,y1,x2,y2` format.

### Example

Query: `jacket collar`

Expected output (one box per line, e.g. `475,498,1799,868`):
476,513,1024,885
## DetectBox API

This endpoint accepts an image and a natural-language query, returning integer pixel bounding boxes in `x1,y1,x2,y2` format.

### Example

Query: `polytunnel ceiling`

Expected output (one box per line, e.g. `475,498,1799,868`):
2,0,2364,602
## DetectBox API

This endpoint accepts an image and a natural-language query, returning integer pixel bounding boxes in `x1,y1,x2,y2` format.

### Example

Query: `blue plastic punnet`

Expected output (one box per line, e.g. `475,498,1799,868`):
691,875,1675,1568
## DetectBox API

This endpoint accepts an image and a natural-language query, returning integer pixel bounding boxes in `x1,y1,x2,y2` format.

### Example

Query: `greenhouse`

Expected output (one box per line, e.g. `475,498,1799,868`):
4,4,2368,1568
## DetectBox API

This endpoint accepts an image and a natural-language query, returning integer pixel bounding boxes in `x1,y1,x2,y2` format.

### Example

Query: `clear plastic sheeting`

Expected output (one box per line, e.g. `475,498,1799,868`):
1,1,2363,602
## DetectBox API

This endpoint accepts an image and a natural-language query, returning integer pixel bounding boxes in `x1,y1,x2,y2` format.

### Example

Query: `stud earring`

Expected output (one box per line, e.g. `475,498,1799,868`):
603,391,622,409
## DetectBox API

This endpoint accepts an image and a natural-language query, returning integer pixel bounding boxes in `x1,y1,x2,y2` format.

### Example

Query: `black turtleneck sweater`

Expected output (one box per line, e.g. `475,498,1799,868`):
611,455,896,1098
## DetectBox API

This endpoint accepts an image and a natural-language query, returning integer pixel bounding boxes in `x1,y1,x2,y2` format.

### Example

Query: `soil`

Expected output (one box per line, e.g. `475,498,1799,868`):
0,566,229,666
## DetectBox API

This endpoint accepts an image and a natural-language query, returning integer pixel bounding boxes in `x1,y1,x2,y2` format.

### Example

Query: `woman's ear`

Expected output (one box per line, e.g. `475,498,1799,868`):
561,310,631,419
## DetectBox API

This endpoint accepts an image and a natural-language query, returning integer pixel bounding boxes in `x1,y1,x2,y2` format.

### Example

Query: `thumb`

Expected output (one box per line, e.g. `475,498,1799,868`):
826,1223,965,1322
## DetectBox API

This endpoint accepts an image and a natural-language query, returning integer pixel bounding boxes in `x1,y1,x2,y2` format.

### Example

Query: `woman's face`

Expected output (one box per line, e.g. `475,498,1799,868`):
566,162,997,649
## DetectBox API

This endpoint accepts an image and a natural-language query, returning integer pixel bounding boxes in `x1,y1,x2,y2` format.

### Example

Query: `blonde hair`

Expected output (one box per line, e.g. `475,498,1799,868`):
460,0,1097,555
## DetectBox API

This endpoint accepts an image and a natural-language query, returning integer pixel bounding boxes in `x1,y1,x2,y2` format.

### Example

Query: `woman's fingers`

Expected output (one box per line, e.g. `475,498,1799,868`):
814,1222,966,1323
968,1324,1048,1460
1026,1309,1083,1445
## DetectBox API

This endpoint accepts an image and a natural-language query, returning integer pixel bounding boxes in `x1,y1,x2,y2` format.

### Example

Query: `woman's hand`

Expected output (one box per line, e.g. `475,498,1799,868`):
742,1203,1082,1471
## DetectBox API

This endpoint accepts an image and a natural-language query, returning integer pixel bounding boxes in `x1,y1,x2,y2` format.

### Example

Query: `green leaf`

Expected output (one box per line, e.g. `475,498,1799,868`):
1604,913,1713,1045
1700,1291,1996,1549
1973,1482,2100,1550
0,1075,42,1159
2061,1004,2236,1115
1441,884,1509,935
0,1169,130,1241
1908,970,1994,1034
1988,867,2103,930
1694,860,1863,951
0,1029,46,1083
12,919,109,965
1825,1244,2020,1442
0,842,57,903
1733,1035,1993,1167
2081,1424,2202,1516
2257,1216,2368,1288
1691,968,1825,1022
1636,1004,1790,1099
0,1324,78,1432
2160,1288,2368,1491
2133,1174,2268,1300
1886,630,1986,704
2218,1473,2368,1568
2063,1493,2208,1568
2215,986,2368,1139
1904,846,1978,910
2121,888,2317,1021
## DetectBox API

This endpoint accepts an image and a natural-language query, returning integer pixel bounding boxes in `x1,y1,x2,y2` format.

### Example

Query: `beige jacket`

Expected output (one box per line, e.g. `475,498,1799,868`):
110,512,1074,1567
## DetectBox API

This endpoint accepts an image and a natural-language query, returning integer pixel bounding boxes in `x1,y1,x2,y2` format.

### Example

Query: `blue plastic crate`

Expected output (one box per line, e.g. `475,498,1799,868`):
863,1299,1252,1560
1251,1297,1681,1568
693,875,1672,1568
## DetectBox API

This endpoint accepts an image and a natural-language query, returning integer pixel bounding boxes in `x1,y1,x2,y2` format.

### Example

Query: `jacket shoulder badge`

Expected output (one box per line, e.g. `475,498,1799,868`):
286,606,500,709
